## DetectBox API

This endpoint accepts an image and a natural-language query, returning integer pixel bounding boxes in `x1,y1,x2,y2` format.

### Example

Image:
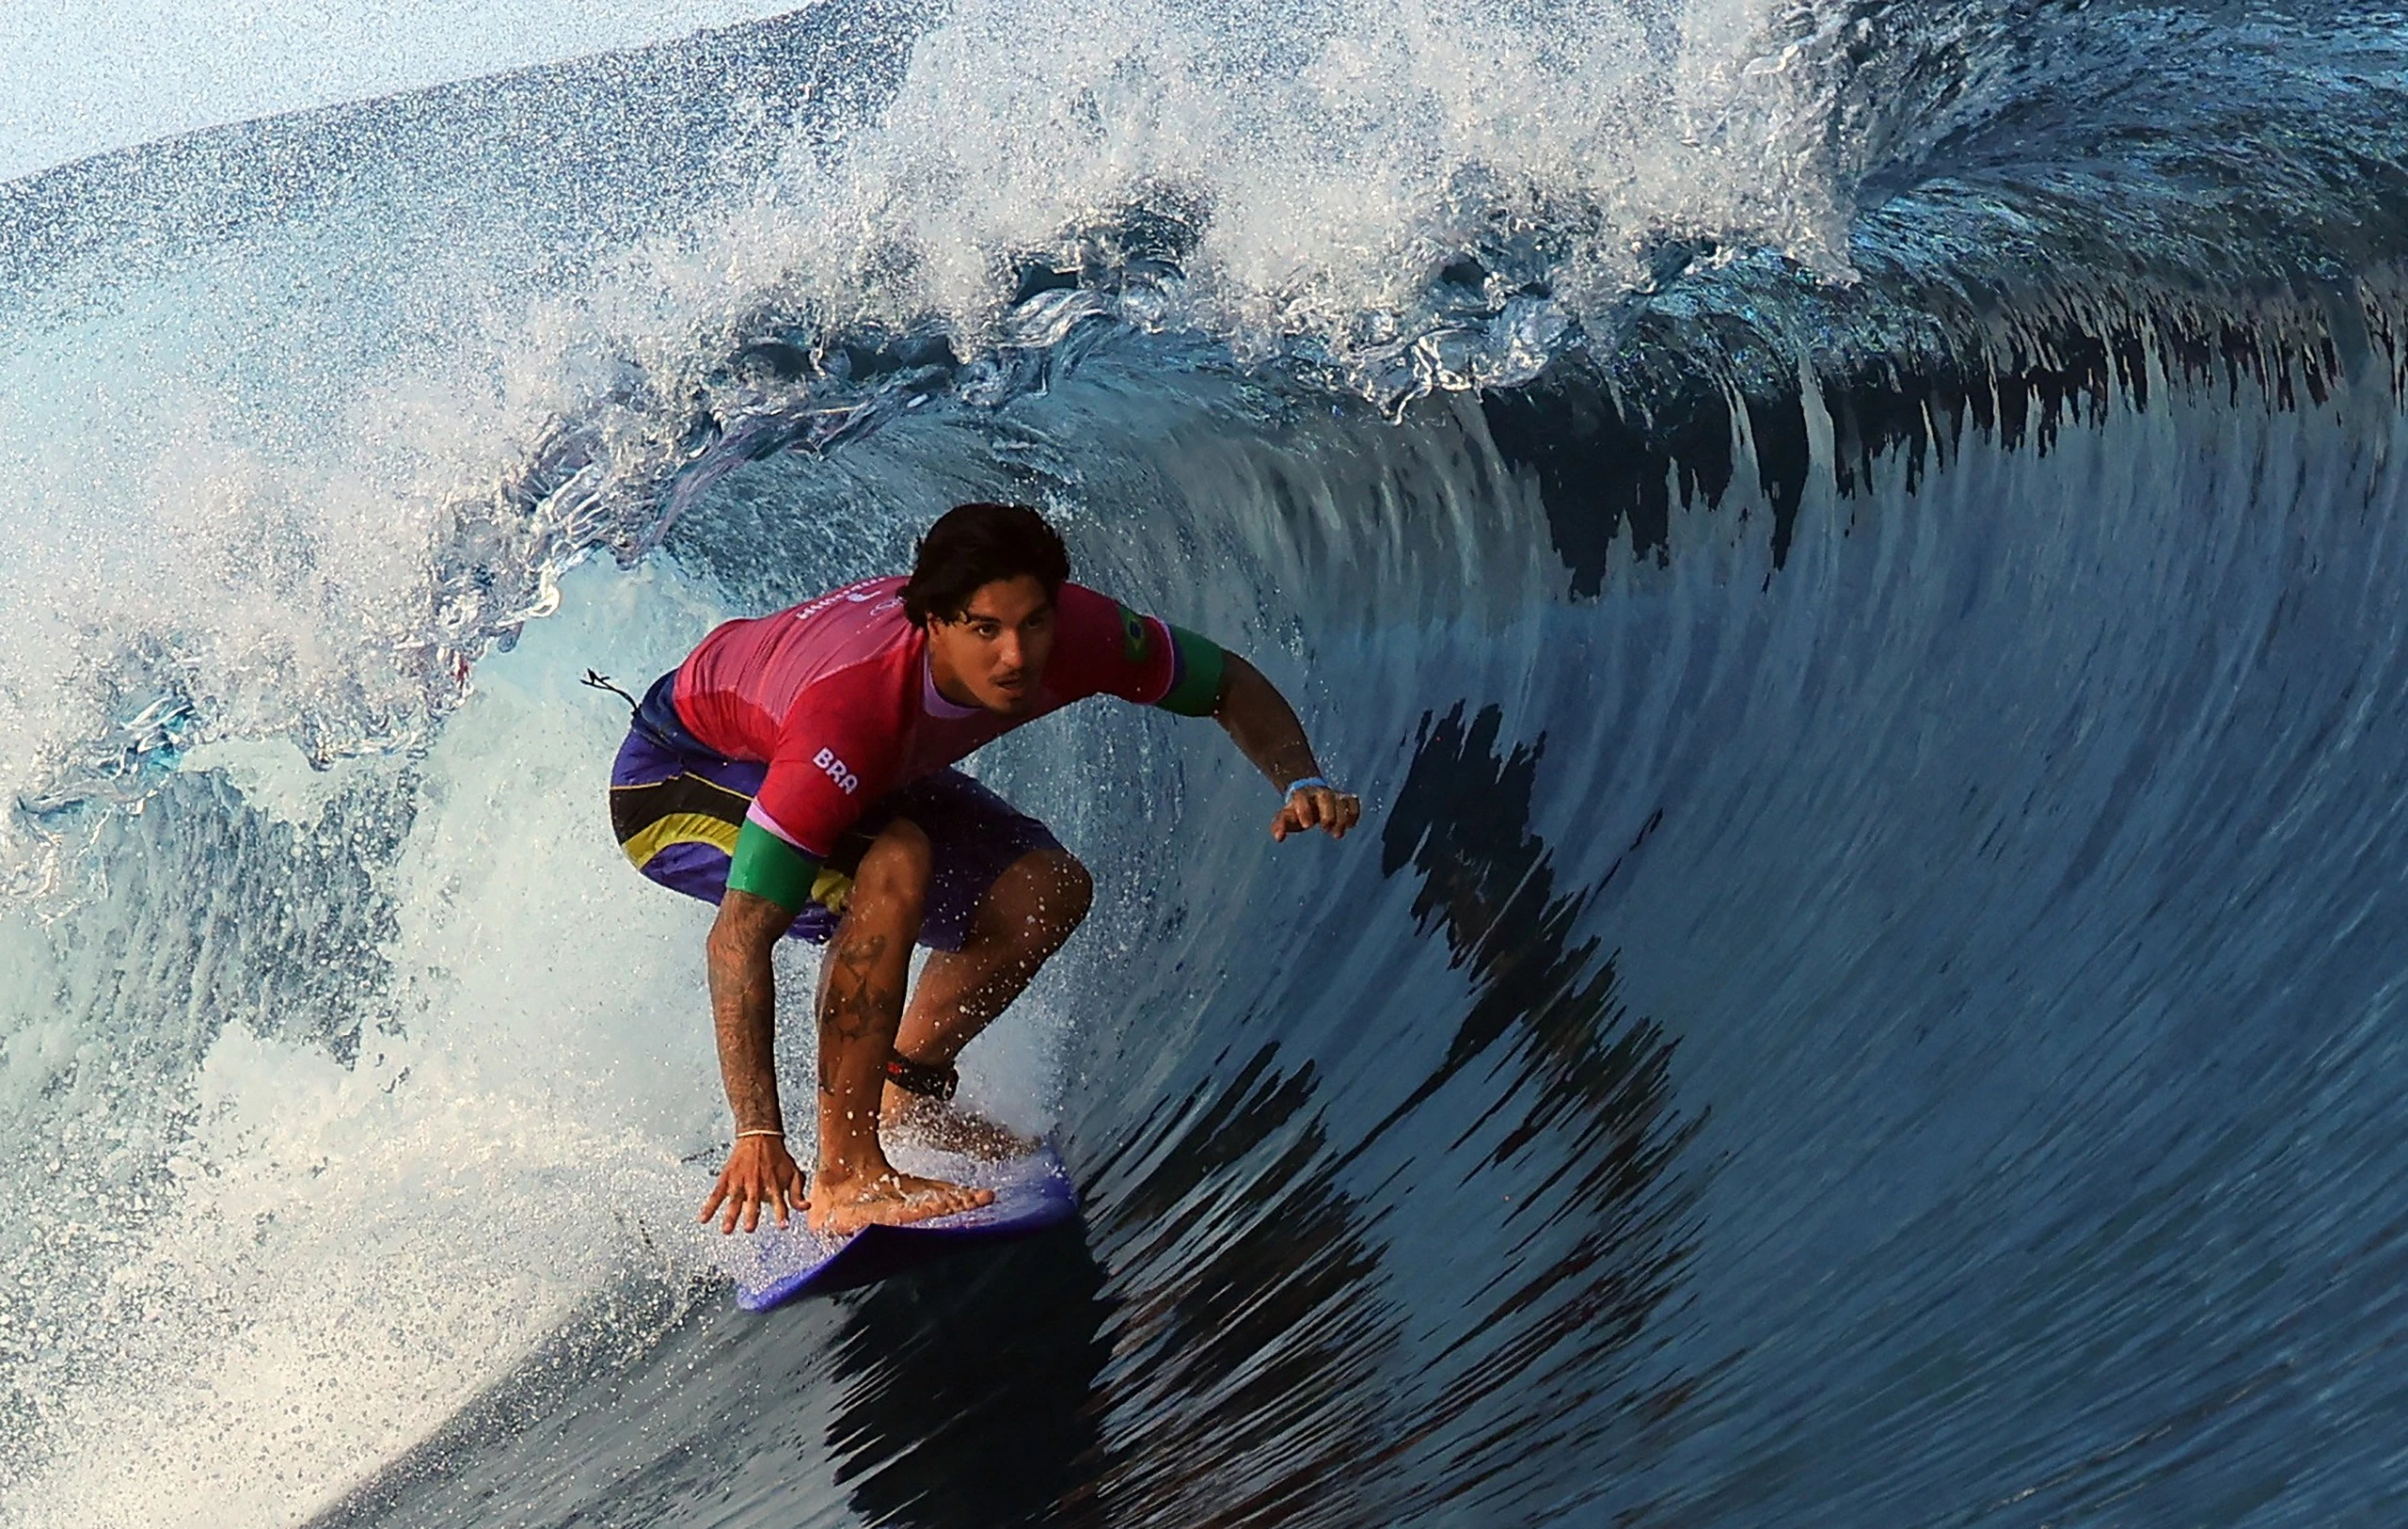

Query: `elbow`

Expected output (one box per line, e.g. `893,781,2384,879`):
705,914,741,965
705,899,776,970
704,918,744,977
1213,652,1262,718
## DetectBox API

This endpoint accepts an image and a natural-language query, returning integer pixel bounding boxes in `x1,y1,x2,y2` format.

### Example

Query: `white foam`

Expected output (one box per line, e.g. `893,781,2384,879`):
681,0,1849,340
176,739,379,828
0,215,626,885
4,564,735,1528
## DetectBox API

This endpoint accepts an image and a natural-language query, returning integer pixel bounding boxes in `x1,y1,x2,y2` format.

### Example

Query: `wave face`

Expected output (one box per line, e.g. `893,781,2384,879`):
5,1,2408,1525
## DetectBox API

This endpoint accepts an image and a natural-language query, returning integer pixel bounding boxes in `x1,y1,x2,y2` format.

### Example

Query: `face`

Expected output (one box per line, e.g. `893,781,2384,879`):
926,575,1056,713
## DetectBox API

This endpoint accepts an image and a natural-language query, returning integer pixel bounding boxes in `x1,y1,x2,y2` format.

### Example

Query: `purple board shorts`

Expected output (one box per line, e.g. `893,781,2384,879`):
607,673,1061,949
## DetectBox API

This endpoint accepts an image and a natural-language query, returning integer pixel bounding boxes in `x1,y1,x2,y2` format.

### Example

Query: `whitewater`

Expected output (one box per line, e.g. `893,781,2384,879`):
4,0,2407,1524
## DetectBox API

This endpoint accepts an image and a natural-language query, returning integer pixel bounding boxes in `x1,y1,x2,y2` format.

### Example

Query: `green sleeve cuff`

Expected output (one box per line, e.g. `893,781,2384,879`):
727,819,820,912
1156,625,1227,717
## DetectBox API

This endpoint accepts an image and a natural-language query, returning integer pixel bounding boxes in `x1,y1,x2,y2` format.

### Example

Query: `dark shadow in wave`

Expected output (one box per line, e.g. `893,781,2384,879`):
1069,1043,1405,1526
1366,701,1705,1519
1052,702,1706,1524
824,1225,1113,1529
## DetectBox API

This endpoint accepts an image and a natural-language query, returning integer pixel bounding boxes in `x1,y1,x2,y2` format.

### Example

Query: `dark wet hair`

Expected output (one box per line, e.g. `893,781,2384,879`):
900,502,1071,627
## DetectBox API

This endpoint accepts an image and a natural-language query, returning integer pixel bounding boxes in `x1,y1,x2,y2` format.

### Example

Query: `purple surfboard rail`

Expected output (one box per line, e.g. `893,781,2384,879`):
712,1142,1080,1310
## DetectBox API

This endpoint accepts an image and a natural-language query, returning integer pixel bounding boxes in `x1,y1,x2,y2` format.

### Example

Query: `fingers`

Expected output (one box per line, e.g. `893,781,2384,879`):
699,1139,812,1235
1325,790,1361,838
1302,787,1358,838
768,1162,805,1229
1272,786,1362,842
722,1173,800,1234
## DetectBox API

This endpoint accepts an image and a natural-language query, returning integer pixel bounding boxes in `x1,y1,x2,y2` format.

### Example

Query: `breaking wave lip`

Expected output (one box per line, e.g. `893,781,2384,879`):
0,0,1864,870
365,0,2408,772
8,0,2405,866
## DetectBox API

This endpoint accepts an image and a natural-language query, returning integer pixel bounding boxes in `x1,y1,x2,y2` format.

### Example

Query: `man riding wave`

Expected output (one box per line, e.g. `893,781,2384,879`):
607,502,1360,1235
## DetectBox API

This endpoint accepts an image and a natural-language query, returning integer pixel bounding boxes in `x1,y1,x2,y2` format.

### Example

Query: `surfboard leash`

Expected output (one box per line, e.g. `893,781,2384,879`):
580,669,641,711
885,1054,958,1101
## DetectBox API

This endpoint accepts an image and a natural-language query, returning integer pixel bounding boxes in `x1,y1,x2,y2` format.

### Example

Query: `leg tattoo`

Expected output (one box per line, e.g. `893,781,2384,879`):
816,931,897,1099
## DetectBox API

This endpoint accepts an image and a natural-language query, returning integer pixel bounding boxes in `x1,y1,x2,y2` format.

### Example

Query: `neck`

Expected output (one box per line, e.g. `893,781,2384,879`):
924,639,982,710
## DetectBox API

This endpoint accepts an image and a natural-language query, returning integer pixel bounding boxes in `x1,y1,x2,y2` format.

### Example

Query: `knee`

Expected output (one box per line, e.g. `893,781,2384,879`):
850,819,933,924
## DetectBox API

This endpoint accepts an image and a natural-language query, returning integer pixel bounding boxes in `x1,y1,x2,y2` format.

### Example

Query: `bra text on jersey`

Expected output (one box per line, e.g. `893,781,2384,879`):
813,747,862,795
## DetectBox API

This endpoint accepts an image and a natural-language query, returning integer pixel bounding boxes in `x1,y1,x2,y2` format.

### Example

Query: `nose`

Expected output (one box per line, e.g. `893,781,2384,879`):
996,631,1024,671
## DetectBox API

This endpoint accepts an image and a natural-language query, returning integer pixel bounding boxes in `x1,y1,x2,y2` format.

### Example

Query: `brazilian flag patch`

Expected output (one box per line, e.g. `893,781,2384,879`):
1118,604,1154,664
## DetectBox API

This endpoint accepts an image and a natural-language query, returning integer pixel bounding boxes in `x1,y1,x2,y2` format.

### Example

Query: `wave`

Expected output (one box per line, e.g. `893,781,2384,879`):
4,0,2408,1523
5,0,2400,856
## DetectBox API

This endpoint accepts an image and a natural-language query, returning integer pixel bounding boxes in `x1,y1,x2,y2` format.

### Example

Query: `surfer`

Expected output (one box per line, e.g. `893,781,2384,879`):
605,502,1360,1235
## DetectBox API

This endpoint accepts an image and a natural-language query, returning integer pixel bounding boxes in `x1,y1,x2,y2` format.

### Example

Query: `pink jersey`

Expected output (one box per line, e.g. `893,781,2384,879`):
672,578,1185,857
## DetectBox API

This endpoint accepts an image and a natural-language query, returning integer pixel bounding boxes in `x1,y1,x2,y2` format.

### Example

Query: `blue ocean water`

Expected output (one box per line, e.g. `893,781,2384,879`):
3,2,2407,1524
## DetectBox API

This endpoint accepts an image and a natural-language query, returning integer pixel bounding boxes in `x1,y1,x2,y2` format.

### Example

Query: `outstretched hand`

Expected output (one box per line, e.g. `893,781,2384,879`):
700,1134,808,1234
1272,783,1361,842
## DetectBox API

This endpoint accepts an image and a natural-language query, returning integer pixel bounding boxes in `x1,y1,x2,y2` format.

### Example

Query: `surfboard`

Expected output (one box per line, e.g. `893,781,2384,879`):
702,1141,1080,1310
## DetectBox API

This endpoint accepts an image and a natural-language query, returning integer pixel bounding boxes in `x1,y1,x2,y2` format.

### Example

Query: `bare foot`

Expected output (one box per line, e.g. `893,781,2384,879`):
807,1168,995,1235
880,1084,1040,1160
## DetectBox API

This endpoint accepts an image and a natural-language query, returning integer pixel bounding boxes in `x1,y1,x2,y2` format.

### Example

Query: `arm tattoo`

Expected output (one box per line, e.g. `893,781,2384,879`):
707,893,795,1136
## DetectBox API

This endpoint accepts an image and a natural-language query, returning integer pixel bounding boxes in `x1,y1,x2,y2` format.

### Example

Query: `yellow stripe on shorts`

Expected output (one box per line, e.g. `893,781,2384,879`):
623,810,742,868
